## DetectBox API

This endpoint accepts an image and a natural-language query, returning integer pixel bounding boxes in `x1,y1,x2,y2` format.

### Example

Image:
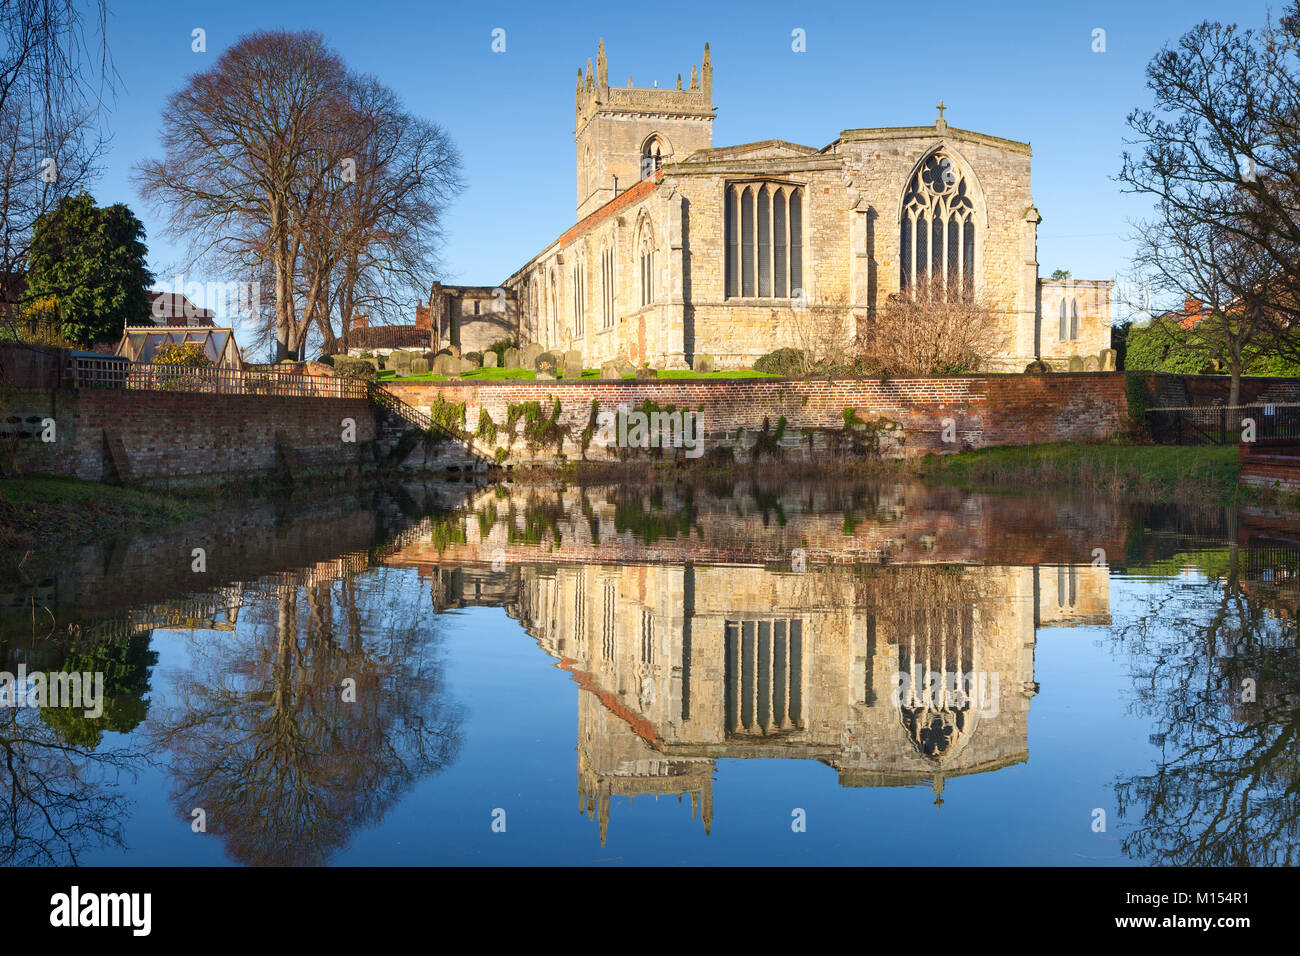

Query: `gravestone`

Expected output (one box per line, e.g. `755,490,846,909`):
483,351,499,368
433,354,458,377
1083,355,1100,372
693,355,715,373
600,360,621,379
535,351,558,379
460,358,477,373
522,343,543,367
1099,348,1117,371
563,350,582,379
391,350,412,370
1024,359,1051,373
1067,355,1085,372
504,347,522,370
464,351,482,368
448,345,461,359
411,357,430,376
634,367,657,380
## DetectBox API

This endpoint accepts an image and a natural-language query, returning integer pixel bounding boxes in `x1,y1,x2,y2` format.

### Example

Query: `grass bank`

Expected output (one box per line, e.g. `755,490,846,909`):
0,478,211,554
913,443,1245,504
549,442,1257,506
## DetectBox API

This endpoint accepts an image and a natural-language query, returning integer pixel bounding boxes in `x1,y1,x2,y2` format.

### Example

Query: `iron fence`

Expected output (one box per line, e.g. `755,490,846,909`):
1148,403,1300,445
72,357,371,399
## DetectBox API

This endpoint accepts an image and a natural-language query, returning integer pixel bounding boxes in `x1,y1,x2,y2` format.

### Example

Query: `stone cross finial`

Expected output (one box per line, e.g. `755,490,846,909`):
935,100,948,130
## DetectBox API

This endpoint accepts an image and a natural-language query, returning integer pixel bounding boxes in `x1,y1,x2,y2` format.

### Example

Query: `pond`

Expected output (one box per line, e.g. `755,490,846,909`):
1,479,1296,866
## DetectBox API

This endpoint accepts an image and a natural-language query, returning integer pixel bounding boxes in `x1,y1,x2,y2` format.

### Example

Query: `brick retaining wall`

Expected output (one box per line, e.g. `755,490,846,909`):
2,388,376,484
388,373,1135,463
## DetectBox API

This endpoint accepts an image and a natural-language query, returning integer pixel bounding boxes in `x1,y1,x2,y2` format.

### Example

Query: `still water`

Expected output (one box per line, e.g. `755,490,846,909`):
1,480,1297,866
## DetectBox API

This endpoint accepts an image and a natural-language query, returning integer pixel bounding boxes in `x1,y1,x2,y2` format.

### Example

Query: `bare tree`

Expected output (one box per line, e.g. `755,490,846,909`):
0,0,112,336
857,281,1007,375
1120,6,1300,404
135,30,461,362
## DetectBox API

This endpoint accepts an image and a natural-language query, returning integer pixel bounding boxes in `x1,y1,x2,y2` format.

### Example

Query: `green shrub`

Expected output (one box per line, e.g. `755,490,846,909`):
753,347,806,376
332,357,378,382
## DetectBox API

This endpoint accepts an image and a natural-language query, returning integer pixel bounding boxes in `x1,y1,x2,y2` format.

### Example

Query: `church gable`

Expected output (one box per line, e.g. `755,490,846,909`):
685,140,820,163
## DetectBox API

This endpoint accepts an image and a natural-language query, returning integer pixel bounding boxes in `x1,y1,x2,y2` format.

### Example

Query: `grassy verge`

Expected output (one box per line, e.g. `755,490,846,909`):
0,478,211,554
914,443,1244,503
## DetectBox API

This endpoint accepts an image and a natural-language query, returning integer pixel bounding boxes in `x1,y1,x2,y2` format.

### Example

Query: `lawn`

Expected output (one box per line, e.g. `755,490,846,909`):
376,367,780,383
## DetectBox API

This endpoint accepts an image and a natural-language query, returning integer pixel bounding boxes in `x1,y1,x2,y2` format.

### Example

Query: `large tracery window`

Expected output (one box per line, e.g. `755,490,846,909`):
900,151,977,297
725,183,803,299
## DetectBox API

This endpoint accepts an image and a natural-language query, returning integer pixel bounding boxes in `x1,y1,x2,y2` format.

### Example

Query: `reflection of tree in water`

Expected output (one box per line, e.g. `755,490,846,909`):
149,568,462,865
0,703,146,865
1113,546,1300,865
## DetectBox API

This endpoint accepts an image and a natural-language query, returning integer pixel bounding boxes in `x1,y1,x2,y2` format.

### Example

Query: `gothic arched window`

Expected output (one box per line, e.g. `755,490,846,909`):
641,136,667,179
724,182,804,299
639,227,655,307
900,151,977,297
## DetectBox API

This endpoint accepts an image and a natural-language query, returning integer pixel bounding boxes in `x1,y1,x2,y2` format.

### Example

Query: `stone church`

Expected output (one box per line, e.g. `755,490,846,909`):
442,40,1112,372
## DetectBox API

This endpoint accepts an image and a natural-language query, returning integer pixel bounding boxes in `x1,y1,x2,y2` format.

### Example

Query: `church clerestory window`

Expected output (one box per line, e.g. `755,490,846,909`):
899,151,976,298
725,183,804,299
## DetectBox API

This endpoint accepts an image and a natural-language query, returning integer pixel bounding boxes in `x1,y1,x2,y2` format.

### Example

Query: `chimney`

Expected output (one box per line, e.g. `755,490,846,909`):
353,312,369,331
415,299,431,330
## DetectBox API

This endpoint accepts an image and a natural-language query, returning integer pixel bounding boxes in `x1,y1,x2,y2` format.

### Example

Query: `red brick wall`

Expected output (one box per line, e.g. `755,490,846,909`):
4,389,375,483
389,373,1135,463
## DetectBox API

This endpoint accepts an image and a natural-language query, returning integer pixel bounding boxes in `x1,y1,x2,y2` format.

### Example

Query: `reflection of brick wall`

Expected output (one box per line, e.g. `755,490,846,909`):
6,388,375,483
389,372,1133,462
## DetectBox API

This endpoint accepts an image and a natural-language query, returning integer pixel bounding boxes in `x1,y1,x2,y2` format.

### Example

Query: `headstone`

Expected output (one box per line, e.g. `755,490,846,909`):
391,350,412,370
411,357,430,376
504,347,522,370
433,354,458,377
600,360,621,379
1083,355,1100,372
693,355,715,374
522,343,543,367
464,351,483,368
1067,355,1085,372
635,367,657,380
483,351,499,368
460,357,477,373
617,362,636,378
1099,348,1117,371
424,351,438,365
535,351,558,378
1024,359,1051,373
563,350,582,379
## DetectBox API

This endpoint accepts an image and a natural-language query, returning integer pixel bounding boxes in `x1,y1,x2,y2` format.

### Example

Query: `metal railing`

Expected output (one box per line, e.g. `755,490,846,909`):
1148,403,1300,445
72,357,370,399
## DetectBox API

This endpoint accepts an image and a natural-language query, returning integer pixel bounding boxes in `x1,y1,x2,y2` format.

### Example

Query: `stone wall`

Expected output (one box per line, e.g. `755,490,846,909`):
389,372,1134,464
2,388,377,484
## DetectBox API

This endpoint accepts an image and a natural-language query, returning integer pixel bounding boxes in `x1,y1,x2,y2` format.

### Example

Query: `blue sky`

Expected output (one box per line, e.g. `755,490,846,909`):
90,0,1277,317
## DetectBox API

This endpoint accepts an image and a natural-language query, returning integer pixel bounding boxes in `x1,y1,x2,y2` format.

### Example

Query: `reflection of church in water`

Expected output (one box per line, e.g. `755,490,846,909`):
431,558,1109,845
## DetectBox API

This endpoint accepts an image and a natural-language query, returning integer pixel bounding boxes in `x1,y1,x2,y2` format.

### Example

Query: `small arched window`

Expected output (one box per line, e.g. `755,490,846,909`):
641,136,667,180
1060,298,1079,341
638,219,655,307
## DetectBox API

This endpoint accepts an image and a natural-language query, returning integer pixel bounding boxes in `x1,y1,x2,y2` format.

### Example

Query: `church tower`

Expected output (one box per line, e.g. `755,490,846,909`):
574,40,715,218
